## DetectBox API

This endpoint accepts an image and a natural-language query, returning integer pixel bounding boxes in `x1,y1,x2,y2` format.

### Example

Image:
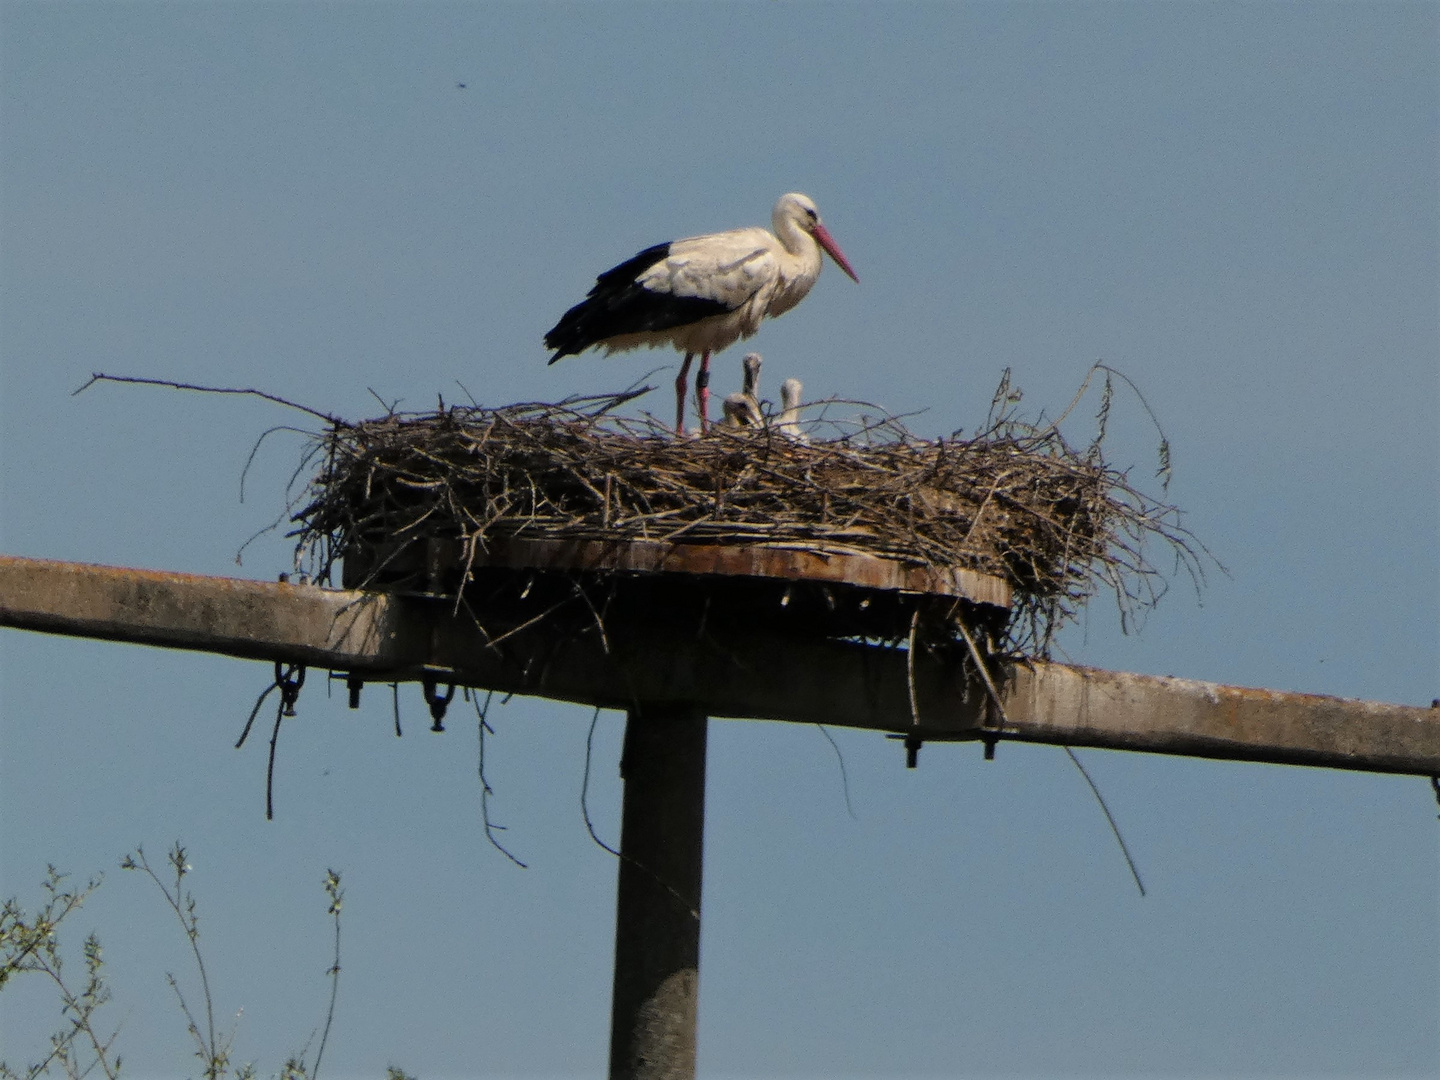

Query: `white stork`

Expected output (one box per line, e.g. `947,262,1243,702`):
722,352,764,428
544,193,858,434
776,377,807,442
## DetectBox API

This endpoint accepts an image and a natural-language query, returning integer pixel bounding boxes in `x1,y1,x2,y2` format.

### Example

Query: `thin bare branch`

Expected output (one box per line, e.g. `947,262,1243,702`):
473,691,528,868
814,725,858,820
582,707,621,858
73,373,346,427
1062,747,1147,898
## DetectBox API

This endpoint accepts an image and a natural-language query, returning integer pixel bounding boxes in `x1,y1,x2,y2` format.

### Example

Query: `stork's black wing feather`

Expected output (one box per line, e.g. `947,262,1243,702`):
545,242,733,363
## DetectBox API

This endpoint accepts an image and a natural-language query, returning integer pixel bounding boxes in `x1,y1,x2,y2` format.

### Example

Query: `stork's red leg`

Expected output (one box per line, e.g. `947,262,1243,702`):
695,352,712,434
674,353,695,435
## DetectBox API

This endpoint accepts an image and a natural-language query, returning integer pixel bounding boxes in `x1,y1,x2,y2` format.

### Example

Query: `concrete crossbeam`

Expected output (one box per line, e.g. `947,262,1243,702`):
2,554,1436,775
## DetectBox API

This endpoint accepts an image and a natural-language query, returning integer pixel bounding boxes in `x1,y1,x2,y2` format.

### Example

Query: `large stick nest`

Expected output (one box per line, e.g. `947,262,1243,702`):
290,376,1205,656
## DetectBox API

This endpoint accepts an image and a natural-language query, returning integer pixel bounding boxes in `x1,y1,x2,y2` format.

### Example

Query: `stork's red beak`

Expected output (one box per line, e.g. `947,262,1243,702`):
812,223,859,283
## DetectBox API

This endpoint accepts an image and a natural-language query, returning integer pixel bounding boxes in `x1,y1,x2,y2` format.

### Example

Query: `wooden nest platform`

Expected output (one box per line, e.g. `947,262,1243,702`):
291,389,1200,655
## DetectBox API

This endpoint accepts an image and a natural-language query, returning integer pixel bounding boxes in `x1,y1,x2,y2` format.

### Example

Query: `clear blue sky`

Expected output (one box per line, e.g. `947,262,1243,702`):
2,2,1436,1077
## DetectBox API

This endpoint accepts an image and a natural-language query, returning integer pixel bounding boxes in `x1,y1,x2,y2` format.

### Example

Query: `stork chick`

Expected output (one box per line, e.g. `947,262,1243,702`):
777,377,807,442
722,352,764,429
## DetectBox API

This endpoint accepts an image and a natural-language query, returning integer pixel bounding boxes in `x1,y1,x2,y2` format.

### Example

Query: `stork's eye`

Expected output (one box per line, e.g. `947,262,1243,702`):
804,207,818,221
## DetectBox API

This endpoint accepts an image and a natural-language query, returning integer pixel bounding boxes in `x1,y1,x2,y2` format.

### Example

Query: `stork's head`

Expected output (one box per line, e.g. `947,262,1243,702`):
774,193,860,283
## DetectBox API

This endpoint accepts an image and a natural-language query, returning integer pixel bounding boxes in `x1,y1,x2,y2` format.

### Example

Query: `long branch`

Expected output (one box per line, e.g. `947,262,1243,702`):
73,373,348,427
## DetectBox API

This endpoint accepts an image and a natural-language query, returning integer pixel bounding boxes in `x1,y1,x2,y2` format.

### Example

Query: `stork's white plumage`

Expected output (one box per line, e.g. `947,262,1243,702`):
722,352,764,428
544,193,858,434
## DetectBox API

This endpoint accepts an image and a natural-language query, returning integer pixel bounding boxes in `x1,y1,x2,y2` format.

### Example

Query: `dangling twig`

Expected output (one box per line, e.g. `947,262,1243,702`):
954,616,1007,728
235,664,303,820
1062,747,1147,897
957,618,1147,898
473,690,526,868
582,707,621,857
581,708,700,921
234,682,278,748
265,697,284,822
814,724,858,820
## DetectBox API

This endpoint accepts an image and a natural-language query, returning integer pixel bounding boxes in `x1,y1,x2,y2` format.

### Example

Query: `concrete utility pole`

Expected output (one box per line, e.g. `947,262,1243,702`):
3,552,1438,1080
609,706,707,1080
